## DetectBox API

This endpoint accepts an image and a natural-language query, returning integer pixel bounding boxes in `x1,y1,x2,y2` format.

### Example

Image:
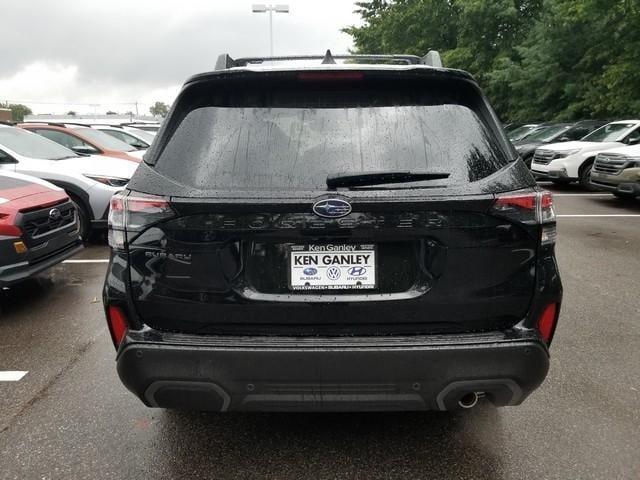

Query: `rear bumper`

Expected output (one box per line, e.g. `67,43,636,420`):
116,329,550,412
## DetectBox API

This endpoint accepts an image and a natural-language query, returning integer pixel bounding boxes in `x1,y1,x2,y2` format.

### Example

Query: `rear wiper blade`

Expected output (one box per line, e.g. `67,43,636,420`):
326,171,450,189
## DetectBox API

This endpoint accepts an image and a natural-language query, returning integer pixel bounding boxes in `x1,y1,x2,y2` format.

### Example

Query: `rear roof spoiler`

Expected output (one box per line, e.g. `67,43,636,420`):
215,50,444,70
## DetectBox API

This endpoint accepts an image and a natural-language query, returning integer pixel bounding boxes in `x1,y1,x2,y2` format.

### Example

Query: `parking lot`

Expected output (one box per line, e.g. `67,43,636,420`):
0,184,638,480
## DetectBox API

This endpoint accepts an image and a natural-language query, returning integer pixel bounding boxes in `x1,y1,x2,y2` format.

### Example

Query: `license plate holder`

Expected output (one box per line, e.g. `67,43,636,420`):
289,244,377,291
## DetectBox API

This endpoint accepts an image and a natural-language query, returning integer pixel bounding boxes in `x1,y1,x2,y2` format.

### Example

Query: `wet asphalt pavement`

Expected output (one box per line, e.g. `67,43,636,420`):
0,185,639,479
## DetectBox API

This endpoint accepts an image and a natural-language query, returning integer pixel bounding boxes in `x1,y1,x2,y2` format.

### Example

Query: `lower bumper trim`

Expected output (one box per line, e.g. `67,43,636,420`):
117,330,550,412
531,169,576,181
591,179,640,196
0,240,83,286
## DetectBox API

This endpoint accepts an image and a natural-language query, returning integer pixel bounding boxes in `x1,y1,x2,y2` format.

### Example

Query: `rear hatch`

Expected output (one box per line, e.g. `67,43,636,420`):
118,69,541,336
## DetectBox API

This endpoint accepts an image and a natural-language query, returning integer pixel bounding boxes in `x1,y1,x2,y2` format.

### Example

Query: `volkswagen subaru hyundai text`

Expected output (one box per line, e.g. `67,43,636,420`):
103,52,562,412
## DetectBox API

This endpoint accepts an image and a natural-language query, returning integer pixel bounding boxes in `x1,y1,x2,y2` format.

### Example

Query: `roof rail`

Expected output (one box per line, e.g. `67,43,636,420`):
88,123,124,128
54,122,94,128
420,51,443,68
215,54,237,71
214,51,426,70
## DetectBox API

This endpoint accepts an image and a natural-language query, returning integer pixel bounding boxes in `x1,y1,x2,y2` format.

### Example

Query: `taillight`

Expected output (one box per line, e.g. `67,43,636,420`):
537,303,558,344
0,213,22,237
492,191,556,244
108,192,174,249
106,305,129,348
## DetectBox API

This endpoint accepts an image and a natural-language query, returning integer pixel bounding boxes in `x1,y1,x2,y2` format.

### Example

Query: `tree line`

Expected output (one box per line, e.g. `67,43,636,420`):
0,101,169,121
343,0,640,122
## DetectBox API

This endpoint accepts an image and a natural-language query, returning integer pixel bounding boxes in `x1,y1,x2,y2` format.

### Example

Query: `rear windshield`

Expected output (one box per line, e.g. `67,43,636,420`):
524,124,570,142
153,76,510,190
76,127,136,152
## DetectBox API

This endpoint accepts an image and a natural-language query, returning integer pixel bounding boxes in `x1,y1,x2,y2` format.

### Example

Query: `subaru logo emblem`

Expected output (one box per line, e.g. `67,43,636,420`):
348,266,366,276
48,208,62,221
303,267,318,276
312,199,352,218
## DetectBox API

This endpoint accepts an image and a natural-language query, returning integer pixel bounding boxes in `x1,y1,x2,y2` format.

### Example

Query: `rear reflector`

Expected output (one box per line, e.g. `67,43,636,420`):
297,72,364,82
537,303,558,344
107,305,129,347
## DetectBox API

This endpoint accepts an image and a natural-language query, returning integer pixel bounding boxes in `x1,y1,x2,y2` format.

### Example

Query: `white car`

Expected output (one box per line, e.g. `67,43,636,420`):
0,125,138,238
531,120,640,188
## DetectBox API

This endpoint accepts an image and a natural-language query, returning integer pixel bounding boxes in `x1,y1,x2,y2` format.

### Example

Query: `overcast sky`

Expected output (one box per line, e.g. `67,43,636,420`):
0,0,361,115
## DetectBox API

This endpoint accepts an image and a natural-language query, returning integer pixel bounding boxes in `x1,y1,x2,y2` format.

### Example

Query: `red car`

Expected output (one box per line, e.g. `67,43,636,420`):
19,123,143,163
0,170,83,286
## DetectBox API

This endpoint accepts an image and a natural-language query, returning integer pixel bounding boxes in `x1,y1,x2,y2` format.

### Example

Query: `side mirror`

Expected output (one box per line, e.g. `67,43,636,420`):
0,150,18,164
627,137,640,146
131,141,148,150
558,136,570,142
71,145,98,155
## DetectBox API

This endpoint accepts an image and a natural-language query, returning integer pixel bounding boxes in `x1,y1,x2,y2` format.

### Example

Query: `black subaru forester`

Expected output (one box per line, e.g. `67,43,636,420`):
103,52,562,412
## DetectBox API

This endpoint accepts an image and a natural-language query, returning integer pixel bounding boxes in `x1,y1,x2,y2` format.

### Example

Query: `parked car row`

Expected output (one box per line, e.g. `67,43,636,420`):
508,120,640,197
19,123,145,162
0,124,139,237
0,119,163,287
509,121,606,167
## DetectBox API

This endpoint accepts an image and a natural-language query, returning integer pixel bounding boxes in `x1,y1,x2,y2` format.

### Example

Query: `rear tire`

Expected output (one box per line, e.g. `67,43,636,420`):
68,195,91,240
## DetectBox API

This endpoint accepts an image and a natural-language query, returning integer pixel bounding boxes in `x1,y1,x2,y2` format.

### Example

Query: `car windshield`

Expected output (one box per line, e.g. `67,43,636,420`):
0,127,78,160
154,81,511,191
582,123,636,142
127,128,155,142
508,125,539,141
524,125,570,142
76,127,137,151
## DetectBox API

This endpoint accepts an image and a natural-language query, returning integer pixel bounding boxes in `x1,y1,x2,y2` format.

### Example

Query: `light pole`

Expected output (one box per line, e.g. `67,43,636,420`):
251,4,289,57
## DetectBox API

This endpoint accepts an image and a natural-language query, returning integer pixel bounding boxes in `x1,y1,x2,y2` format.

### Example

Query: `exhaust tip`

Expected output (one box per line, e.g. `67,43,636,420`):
458,392,480,409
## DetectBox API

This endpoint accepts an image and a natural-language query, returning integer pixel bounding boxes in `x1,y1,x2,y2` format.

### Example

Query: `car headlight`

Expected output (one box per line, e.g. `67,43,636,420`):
626,156,640,167
553,149,581,159
84,175,130,187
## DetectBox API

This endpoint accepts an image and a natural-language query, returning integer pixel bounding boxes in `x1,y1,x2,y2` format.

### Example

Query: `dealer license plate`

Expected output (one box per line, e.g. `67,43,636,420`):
289,244,376,291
